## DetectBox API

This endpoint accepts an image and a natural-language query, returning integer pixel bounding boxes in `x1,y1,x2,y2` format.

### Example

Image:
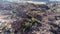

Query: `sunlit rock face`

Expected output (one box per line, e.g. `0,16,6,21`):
0,10,14,31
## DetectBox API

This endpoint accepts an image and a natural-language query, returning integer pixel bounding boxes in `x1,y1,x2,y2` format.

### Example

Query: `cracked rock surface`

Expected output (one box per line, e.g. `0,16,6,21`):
0,2,60,34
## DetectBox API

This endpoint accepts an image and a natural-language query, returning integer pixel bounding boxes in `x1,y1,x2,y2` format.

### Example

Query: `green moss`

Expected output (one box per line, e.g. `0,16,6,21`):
31,17,40,22
32,17,38,22
23,22,30,27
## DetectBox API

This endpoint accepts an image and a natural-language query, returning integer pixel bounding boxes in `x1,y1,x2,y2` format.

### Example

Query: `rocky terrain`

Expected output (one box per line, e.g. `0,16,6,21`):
0,2,60,34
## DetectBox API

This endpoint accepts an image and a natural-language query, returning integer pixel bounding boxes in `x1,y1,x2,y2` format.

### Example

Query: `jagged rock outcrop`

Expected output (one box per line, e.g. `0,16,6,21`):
0,2,60,34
